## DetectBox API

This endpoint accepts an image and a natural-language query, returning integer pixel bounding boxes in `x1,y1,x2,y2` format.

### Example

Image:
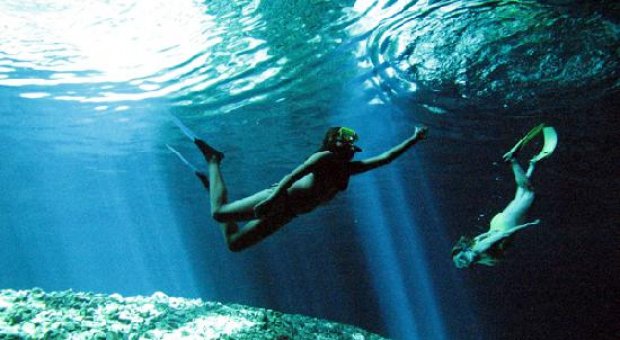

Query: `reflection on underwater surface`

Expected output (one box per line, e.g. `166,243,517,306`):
1,0,617,114
367,0,619,115
0,0,618,339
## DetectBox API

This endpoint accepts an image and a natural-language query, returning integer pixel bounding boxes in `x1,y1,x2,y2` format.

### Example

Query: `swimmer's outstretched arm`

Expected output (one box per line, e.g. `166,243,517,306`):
472,220,541,253
348,126,428,175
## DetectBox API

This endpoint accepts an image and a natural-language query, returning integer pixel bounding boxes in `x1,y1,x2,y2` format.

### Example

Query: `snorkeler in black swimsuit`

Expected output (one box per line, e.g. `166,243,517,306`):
169,118,428,251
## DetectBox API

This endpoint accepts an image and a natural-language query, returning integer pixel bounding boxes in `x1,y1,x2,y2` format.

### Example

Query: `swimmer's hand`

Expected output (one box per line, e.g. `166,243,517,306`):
414,126,428,140
254,195,284,218
253,198,272,218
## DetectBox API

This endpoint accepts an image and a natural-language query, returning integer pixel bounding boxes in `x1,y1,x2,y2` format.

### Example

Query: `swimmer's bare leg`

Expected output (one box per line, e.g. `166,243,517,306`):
170,117,285,250
502,157,535,225
213,191,284,251
202,157,261,250
170,116,231,215
510,158,533,191
525,159,536,179
226,216,292,252
204,153,275,249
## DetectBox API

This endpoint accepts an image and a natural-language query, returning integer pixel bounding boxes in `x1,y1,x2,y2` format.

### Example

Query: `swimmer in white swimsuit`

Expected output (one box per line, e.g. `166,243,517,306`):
452,124,558,268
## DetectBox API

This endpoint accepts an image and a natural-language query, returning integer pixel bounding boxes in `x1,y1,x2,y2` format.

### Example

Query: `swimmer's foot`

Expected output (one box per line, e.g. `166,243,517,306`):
171,115,225,162
502,150,516,163
503,141,523,162
503,136,528,162
195,171,210,189
195,139,224,163
503,123,545,162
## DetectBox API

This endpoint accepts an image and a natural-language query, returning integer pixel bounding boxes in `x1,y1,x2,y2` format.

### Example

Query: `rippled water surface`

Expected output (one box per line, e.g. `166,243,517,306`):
1,1,618,339
3,1,617,113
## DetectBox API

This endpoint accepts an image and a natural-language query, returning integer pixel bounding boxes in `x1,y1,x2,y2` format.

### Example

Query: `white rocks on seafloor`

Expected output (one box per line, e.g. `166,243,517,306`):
0,288,387,339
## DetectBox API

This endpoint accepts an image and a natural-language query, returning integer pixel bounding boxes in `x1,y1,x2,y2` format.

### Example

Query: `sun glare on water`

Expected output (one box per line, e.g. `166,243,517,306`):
0,0,213,87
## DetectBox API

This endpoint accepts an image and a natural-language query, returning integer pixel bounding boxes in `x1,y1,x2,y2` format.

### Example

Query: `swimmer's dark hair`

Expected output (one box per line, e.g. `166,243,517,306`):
451,236,474,257
452,234,512,266
318,127,343,152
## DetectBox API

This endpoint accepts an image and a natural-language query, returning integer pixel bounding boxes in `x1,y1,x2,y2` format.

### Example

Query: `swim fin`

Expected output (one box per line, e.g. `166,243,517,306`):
504,123,545,160
171,115,200,141
530,126,557,163
166,144,209,188
167,144,198,172
503,123,557,162
171,115,224,161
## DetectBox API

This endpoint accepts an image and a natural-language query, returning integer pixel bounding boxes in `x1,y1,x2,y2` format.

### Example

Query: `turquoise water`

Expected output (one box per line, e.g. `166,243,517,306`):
1,1,618,339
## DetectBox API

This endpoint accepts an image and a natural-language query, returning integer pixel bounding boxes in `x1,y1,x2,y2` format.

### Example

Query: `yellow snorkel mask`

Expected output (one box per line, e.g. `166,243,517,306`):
337,127,358,143
336,127,362,152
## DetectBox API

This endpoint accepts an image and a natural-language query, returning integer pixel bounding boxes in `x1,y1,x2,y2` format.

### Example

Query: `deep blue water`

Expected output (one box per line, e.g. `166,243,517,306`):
1,0,618,339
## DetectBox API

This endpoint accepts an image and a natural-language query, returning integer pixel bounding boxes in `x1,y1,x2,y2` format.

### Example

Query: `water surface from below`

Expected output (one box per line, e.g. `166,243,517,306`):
0,1,618,339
